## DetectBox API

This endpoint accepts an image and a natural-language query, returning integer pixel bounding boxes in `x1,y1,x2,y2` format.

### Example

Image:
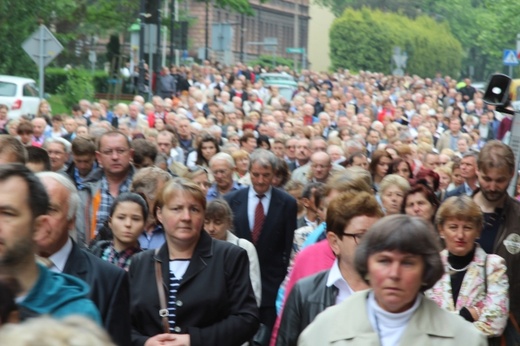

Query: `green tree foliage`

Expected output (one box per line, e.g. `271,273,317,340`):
330,8,463,77
56,69,95,108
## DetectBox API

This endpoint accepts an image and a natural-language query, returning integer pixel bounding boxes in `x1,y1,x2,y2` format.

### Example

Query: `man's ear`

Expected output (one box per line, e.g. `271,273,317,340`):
326,231,340,257
33,215,51,244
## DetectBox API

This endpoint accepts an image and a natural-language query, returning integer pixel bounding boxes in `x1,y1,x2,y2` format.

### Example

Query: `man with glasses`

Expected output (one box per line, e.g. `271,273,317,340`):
76,130,135,246
207,152,243,202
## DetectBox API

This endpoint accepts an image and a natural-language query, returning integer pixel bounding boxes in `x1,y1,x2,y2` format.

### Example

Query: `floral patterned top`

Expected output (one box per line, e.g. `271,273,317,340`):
425,245,509,337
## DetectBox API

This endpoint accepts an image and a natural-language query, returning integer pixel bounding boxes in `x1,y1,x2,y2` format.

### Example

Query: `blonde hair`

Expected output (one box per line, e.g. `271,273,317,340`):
379,174,411,194
0,315,115,346
435,195,483,230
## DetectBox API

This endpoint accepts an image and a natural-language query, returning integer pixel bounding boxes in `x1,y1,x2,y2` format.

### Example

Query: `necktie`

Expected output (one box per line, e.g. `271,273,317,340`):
252,194,265,244
36,255,54,269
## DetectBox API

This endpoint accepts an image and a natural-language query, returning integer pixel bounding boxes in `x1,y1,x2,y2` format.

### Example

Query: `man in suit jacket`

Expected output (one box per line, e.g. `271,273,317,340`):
445,152,478,199
225,149,297,337
35,172,131,346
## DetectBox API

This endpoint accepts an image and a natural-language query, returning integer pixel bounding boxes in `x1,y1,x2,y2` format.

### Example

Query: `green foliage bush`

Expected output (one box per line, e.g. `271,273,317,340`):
46,68,109,95
56,69,95,108
249,55,294,70
330,8,463,77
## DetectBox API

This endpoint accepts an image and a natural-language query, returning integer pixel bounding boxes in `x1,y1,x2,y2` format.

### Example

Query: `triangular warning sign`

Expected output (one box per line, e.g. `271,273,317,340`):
505,51,518,64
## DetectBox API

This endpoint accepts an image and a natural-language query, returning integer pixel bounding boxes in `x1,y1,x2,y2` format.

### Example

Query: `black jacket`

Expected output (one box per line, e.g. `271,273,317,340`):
63,241,131,346
224,187,297,309
276,270,336,346
128,231,259,346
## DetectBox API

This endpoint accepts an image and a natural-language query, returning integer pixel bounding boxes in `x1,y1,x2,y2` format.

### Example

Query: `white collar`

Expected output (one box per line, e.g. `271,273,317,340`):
48,238,73,273
248,185,273,200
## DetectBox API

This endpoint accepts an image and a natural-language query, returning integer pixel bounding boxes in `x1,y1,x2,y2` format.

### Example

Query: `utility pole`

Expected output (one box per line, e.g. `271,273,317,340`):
293,0,299,71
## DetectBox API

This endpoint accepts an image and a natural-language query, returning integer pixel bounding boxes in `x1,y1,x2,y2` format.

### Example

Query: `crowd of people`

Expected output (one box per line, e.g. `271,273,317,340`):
0,62,519,346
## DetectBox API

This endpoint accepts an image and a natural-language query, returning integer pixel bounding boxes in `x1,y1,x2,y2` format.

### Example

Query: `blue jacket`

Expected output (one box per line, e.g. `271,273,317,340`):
19,264,101,324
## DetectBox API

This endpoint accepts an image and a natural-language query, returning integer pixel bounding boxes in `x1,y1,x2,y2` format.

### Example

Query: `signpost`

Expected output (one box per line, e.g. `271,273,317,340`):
286,47,306,71
22,24,63,99
503,49,519,78
392,46,407,76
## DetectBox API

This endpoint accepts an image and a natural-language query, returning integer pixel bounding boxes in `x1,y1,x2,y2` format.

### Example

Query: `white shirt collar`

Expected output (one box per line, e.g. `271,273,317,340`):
326,258,347,287
48,237,73,273
248,185,273,201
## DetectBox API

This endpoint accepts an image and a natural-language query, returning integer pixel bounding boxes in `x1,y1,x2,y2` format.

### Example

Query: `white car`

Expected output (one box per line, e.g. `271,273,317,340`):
0,75,41,119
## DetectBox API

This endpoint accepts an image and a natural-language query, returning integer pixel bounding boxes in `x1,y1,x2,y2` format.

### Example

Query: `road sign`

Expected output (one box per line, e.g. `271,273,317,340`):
22,25,63,67
286,47,304,54
22,25,64,99
503,50,519,66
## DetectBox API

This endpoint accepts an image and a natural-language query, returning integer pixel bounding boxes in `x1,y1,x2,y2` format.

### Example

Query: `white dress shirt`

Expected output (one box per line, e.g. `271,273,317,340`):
48,237,73,273
326,259,354,305
247,186,272,231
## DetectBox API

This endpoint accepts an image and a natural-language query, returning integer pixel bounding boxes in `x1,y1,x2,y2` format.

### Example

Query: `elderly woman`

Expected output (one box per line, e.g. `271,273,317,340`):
426,196,509,339
276,191,383,346
298,214,487,346
204,199,261,307
379,174,410,215
402,183,440,224
129,179,259,346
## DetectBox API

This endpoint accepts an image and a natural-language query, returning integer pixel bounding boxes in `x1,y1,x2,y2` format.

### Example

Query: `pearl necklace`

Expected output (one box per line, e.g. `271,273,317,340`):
447,263,470,272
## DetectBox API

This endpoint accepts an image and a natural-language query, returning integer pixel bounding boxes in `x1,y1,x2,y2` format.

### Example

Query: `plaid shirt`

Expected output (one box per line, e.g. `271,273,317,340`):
101,242,142,271
95,173,133,233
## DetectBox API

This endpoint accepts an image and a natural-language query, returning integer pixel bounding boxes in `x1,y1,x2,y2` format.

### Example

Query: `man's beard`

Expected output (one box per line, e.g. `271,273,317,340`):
0,237,34,268
481,188,507,202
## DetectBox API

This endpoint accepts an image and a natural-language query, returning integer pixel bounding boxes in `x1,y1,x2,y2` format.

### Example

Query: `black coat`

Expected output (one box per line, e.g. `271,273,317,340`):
276,270,336,346
128,231,259,346
224,187,297,309
63,241,131,346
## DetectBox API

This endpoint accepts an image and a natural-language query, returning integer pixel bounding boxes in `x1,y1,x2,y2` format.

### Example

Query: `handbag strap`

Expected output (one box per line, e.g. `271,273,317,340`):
155,248,170,334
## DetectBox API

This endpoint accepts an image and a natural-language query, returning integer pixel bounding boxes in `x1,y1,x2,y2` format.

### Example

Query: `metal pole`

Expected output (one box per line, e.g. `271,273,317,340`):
205,0,209,60
510,65,513,78
293,0,298,72
138,0,146,95
240,14,245,62
157,0,162,71
174,0,179,66
39,24,44,99
170,0,175,65
149,26,154,100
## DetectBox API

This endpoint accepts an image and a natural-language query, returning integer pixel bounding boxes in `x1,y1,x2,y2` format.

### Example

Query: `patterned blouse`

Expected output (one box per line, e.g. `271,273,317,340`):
101,242,142,271
425,245,509,337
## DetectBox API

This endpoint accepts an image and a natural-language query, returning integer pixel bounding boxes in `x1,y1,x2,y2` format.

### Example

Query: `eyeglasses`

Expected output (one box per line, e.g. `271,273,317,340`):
188,165,208,174
99,148,130,156
342,232,364,244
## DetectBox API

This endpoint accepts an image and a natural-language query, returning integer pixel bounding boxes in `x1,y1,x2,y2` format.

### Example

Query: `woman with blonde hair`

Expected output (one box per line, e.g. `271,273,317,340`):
129,179,259,346
231,149,251,185
426,196,509,341
379,174,411,215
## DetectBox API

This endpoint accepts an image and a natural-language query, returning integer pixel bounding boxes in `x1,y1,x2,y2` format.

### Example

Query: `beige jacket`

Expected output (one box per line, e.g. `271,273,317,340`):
298,290,487,346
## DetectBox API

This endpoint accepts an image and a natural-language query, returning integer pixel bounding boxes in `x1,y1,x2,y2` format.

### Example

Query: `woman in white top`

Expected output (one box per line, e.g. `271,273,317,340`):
204,199,262,307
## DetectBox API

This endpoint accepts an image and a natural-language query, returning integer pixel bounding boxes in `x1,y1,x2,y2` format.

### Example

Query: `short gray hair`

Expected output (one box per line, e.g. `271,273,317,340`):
43,137,71,154
209,152,235,168
354,214,443,292
36,172,79,221
249,148,277,170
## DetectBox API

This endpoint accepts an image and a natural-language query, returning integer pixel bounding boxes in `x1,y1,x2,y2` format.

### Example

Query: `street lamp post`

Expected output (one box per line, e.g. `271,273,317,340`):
138,0,147,97
205,0,210,60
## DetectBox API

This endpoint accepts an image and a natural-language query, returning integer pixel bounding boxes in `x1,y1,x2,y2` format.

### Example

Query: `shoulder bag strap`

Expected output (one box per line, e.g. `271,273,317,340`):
155,248,170,334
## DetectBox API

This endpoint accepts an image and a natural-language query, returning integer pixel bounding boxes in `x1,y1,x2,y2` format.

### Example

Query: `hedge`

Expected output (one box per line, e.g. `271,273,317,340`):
330,8,463,77
45,68,110,94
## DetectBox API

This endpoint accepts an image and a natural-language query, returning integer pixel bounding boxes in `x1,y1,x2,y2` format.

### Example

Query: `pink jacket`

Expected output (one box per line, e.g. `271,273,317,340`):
270,240,335,345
